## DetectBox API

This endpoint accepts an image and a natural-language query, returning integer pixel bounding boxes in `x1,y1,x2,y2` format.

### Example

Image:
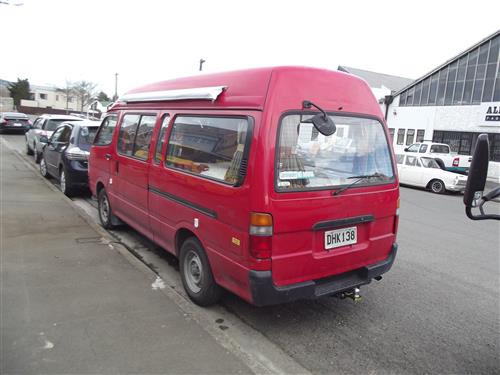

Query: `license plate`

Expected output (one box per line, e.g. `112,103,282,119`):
324,226,357,250
13,123,22,127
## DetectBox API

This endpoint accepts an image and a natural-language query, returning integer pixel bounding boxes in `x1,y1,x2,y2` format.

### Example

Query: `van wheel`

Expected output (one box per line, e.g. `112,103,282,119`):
429,179,446,194
98,189,119,229
180,237,222,306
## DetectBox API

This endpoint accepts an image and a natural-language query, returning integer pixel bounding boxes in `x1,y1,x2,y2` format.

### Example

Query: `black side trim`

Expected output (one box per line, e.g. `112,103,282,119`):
148,186,217,219
249,243,398,306
312,215,374,231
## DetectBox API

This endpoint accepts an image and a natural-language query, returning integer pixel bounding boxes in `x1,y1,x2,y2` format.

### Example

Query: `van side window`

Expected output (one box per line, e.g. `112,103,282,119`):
166,116,250,185
154,115,170,164
94,115,117,146
133,115,156,160
117,114,140,156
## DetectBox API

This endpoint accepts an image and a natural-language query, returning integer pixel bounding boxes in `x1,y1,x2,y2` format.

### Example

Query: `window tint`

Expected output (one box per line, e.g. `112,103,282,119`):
405,156,417,166
154,115,170,163
396,154,405,164
45,119,69,131
50,126,65,142
94,115,117,146
33,118,43,129
59,126,72,143
166,116,250,185
78,127,98,149
419,144,428,153
430,144,450,153
117,114,140,156
133,115,156,160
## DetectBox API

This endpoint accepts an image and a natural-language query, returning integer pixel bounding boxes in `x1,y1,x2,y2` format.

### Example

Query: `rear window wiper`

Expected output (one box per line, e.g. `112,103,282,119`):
333,172,388,196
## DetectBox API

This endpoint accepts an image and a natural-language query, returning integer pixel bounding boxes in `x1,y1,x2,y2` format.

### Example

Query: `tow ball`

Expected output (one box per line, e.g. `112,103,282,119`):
339,287,362,302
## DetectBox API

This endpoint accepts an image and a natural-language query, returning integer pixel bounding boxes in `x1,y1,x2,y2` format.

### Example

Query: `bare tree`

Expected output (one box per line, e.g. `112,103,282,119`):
56,81,75,114
72,81,97,112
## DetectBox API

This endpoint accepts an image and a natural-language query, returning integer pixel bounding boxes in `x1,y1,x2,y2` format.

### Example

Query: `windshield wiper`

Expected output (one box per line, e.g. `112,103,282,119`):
333,172,387,196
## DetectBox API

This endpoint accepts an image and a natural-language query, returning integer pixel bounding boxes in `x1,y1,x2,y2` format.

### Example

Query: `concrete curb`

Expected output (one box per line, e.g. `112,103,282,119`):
1,138,310,375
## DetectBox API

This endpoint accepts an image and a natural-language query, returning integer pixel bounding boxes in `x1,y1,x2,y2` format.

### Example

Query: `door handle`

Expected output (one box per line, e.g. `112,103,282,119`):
105,153,112,160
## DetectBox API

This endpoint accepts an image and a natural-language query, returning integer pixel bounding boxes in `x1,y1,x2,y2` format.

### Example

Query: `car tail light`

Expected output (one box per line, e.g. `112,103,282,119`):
452,157,459,167
66,146,90,161
0,119,6,126
249,212,273,259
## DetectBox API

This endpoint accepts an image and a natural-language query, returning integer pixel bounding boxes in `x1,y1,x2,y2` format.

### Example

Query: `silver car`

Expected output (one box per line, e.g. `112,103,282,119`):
25,114,84,162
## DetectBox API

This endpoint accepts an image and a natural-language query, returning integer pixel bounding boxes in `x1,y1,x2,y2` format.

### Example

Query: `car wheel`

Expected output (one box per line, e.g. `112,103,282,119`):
26,139,33,155
179,237,222,306
34,143,41,163
60,168,75,197
98,188,119,229
430,179,446,194
39,156,50,179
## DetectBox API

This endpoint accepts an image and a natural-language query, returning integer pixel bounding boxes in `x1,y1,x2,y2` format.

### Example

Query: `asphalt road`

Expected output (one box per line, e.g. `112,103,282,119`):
2,133,499,374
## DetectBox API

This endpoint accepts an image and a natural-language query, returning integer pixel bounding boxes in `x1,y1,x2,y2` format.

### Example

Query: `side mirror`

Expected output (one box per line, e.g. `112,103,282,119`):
464,134,500,220
39,136,49,144
311,113,336,136
404,147,409,152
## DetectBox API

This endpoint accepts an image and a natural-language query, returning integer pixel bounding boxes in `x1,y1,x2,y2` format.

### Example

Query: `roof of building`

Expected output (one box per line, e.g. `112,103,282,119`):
393,29,500,96
338,66,414,92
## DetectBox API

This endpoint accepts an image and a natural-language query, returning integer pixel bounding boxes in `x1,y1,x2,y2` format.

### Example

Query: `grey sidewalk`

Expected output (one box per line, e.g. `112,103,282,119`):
0,142,250,373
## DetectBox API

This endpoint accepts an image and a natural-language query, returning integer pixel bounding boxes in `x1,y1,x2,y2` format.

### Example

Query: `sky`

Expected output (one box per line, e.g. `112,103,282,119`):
1,0,499,97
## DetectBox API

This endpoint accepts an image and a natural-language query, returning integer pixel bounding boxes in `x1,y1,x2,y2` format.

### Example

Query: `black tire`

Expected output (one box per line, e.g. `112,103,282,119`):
60,167,75,197
26,139,33,155
39,156,50,179
179,237,222,306
429,179,446,194
98,188,119,229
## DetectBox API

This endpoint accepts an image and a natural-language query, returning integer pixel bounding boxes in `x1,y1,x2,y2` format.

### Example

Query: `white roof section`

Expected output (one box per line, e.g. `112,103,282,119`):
119,86,226,103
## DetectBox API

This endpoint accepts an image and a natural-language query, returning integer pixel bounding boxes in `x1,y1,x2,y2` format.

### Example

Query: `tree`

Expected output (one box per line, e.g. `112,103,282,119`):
8,78,31,108
57,81,75,114
97,91,110,102
72,81,97,112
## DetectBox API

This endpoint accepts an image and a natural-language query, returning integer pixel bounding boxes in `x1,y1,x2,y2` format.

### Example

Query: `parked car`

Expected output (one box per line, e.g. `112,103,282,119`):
39,120,99,196
396,154,467,193
25,114,83,162
404,141,471,174
89,67,399,307
0,112,31,133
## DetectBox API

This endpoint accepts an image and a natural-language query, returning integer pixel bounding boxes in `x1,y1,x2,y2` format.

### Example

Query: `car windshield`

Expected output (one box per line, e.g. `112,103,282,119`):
276,114,395,191
46,119,73,131
78,126,98,150
420,157,441,169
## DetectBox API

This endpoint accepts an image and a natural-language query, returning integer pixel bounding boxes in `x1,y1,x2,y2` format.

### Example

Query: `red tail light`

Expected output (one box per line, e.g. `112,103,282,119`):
0,119,6,125
249,212,273,259
452,157,459,167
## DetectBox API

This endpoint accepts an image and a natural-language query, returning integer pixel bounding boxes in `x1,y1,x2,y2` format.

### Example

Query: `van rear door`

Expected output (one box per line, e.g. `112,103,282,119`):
271,113,398,287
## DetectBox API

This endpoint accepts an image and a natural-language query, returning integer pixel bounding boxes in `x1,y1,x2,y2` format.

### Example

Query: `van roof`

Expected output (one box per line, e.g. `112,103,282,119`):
112,66,380,117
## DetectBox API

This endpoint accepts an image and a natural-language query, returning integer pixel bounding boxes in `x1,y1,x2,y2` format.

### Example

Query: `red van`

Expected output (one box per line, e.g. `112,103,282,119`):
89,67,399,306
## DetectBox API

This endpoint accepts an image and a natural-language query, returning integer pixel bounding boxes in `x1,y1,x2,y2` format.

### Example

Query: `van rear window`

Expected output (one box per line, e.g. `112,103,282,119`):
166,116,250,185
276,114,394,191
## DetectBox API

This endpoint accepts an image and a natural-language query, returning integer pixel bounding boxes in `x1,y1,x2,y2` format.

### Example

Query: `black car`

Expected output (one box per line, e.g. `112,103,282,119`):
0,112,31,133
39,120,100,196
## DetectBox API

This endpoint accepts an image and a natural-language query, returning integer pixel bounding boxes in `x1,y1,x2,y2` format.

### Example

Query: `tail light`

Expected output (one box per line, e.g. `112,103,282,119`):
452,157,459,167
249,212,273,259
0,119,6,126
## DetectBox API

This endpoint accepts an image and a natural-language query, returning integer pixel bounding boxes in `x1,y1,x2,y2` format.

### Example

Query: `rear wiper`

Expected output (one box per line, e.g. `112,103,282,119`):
333,172,387,196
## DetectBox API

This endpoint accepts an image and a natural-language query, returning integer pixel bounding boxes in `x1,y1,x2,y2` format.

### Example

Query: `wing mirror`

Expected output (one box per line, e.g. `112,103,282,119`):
464,134,500,220
404,147,409,152
39,135,49,144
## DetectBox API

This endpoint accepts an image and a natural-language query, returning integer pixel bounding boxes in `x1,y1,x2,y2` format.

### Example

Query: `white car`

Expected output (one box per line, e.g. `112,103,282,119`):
404,141,471,174
396,154,467,194
25,114,84,163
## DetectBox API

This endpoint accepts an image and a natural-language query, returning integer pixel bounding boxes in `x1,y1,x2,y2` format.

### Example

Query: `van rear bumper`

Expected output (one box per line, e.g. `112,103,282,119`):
249,243,398,306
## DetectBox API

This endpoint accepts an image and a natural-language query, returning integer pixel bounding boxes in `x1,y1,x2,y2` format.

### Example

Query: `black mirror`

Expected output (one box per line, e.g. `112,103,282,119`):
404,147,409,152
39,136,49,144
464,134,500,220
302,100,336,136
464,134,489,207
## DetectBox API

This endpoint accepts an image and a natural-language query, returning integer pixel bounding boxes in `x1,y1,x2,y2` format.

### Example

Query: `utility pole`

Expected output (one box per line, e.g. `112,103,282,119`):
199,59,206,72
114,73,118,101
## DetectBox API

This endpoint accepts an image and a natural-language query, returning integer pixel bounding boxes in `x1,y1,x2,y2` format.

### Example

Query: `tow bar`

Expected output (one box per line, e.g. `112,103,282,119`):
339,287,362,302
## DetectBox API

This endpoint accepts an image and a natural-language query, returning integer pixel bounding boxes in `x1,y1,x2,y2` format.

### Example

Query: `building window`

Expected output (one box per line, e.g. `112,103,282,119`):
421,78,430,105
68,97,74,103
482,37,499,102
428,74,439,105
473,42,489,104
413,82,422,106
399,91,407,106
416,129,425,143
436,67,448,106
445,61,458,105
397,129,405,145
389,128,395,142
406,129,415,145
56,95,59,101
39,93,47,100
